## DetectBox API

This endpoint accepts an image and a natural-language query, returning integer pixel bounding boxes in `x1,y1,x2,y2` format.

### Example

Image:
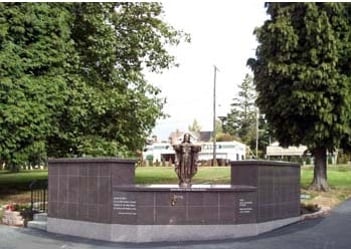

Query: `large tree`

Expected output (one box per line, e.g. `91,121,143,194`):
248,3,351,191
0,3,188,170
48,3,189,158
0,3,72,170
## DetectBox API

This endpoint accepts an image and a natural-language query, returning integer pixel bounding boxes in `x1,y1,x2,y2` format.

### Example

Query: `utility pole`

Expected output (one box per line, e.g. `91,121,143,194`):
255,107,259,158
212,65,219,166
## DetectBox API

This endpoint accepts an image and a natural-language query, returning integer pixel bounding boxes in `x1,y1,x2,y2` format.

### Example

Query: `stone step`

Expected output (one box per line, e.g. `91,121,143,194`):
27,220,47,231
2,210,24,226
33,213,47,222
2,217,24,226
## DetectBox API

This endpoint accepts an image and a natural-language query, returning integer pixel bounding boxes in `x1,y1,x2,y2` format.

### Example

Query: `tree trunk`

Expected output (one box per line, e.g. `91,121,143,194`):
309,147,329,191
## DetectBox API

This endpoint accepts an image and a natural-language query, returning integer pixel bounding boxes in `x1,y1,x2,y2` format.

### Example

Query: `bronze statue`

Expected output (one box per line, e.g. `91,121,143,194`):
173,133,201,188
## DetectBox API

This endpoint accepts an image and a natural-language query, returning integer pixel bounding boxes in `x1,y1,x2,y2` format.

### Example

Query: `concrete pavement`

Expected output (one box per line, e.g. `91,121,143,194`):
1,199,350,249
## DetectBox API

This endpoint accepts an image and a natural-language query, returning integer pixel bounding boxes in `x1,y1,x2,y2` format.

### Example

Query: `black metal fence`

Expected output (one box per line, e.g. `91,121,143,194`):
29,180,48,214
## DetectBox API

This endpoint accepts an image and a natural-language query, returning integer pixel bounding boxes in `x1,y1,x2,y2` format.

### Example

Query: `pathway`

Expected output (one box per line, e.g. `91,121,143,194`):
1,199,350,249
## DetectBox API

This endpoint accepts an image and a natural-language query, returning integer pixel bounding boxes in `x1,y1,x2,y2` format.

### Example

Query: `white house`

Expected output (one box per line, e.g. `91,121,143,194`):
198,141,246,162
142,140,246,164
266,142,308,158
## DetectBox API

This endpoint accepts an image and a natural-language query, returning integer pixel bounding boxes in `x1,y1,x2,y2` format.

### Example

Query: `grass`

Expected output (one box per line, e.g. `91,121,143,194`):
135,166,231,184
136,165,351,208
135,167,178,184
300,164,351,207
0,165,351,209
301,165,351,189
0,170,48,207
0,170,48,186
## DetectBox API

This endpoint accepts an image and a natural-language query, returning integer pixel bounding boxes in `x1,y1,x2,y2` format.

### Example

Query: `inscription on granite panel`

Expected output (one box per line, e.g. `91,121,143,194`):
239,198,254,214
170,194,184,206
113,191,136,216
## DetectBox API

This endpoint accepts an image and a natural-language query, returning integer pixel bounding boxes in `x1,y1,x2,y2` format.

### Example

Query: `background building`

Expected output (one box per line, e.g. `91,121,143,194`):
143,130,246,165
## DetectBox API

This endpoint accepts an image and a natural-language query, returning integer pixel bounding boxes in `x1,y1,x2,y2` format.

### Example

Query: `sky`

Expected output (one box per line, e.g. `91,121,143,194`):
145,1,268,141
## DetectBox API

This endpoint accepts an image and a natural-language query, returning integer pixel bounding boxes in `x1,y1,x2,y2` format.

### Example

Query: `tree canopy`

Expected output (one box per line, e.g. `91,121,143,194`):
248,2,351,190
0,3,189,170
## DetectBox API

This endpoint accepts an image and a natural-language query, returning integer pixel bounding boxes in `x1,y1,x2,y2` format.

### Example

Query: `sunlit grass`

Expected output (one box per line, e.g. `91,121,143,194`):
0,165,350,189
300,165,351,189
0,164,351,208
135,167,177,184
0,170,48,185
135,166,231,184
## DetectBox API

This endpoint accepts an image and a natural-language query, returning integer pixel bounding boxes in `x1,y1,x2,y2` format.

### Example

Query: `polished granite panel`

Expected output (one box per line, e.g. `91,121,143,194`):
111,186,257,225
48,158,136,222
231,160,300,222
49,159,299,227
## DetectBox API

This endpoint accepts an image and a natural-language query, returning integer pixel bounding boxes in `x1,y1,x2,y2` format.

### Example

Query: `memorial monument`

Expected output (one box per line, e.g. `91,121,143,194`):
173,133,201,188
47,154,301,242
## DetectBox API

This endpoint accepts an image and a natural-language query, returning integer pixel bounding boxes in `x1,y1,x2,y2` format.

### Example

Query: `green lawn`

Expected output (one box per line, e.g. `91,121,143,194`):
0,170,48,207
0,170,48,190
300,165,351,189
135,166,231,184
136,165,351,206
1,165,351,188
0,165,351,208
136,165,351,188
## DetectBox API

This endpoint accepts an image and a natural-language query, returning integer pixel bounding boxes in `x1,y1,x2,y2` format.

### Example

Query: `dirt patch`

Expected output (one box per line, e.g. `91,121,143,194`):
0,191,31,206
302,188,351,210
312,195,340,208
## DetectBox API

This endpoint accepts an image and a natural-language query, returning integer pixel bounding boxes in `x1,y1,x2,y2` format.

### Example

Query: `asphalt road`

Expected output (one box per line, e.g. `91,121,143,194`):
1,199,350,249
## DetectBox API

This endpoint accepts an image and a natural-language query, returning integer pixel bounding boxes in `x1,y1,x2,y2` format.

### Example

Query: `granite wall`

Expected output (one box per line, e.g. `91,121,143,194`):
48,158,135,223
47,158,301,242
111,185,257,225
231,160,300,222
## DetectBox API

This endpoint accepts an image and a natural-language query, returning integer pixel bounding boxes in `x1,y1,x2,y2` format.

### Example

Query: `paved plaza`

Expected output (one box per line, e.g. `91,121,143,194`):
1,199,350,249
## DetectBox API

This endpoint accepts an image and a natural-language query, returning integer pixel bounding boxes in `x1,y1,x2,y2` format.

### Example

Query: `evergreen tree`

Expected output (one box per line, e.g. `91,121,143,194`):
248,3,351,191
188,119,202,137
223,74,257,146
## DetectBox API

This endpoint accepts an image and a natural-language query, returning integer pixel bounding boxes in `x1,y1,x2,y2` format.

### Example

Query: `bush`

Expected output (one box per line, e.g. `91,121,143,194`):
337,153,350,164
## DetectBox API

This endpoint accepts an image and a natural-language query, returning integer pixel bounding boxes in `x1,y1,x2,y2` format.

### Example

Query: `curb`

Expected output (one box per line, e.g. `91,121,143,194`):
301,206,331,220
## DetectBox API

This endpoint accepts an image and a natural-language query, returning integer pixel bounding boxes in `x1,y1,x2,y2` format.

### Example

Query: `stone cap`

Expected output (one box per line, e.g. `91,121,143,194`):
113,184,256,192
231,160,300,167
48,157,137,164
